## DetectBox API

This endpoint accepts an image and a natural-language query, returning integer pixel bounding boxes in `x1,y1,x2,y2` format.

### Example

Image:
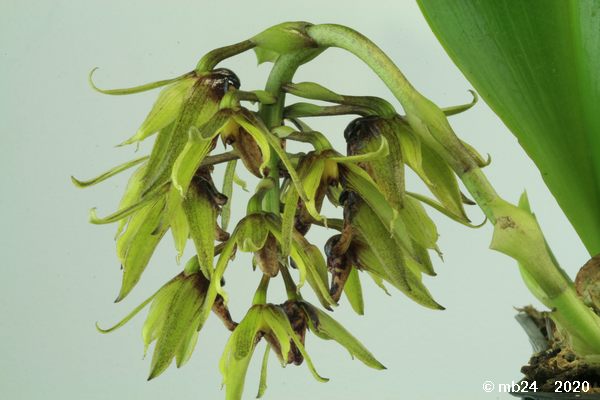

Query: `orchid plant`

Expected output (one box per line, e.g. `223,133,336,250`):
74,21,600,398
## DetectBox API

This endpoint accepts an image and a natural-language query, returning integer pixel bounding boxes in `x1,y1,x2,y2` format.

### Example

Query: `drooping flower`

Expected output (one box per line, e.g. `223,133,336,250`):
208,211,336,310
77,69,242,301
220,300,384,400
220,303,327,400
325,190,443,310
96,257,236,380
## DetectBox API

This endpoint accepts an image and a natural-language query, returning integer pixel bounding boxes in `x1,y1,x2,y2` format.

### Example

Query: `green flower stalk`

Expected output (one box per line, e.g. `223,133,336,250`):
75,20,600,400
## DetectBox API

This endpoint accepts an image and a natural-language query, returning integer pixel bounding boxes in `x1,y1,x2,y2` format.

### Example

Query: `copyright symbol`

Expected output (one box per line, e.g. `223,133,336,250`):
483,380,495,393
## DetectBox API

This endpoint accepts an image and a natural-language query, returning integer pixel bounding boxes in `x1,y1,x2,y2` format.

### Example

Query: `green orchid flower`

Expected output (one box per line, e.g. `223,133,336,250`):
220,303,327,400
206,212,336,311
220,300,384,400
95,258,236,381
76,68,243,300
325,190,443,310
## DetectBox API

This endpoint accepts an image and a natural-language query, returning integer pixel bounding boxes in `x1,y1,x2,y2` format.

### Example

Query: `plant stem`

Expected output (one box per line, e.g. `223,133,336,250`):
307,23,600,355
247,52,312,304
280,266,299,301
307,24,475,172
195,40,255,72
200,151,239,167
253,274,270,305
284,103,374,118
258,51,311,213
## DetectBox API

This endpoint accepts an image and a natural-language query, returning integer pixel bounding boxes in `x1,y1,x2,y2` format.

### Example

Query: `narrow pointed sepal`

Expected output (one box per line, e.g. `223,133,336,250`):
442,90,478,116
301,301,385,370
71,156,148,188
88,67,192,96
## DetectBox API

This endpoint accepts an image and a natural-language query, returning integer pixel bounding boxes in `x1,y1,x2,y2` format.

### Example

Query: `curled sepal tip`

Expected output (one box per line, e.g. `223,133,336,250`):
331,135,389,164
442,89,479,116
406,191,487,228
88,67,191,96
95,288,159,334
88,183,168,225
71,156,148,188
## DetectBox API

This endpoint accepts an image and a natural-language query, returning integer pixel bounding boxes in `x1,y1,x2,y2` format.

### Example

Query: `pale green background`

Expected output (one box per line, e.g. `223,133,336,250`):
1,1,588,399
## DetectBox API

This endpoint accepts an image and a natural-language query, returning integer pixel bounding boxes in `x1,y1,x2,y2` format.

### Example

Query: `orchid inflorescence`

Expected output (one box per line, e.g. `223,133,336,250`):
75,22,491,399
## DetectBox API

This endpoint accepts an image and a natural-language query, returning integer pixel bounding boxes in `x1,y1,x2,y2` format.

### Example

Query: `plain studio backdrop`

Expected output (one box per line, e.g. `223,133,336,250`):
1,1,588,399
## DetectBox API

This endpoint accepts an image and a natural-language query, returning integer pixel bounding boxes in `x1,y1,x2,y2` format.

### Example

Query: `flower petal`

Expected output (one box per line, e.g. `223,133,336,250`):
256,344,270,398
302,303,385,370
441,90,478,116
221,160,237,231
119,77,197,146
267,306,328,383
116,196,168,301
71,156,148,188
88,67,192,95
149,274,207,380
182,182,218,279
142,277,182,354
171,109,231,196
220,307,262,400
88,183,168,225
343,268,364,315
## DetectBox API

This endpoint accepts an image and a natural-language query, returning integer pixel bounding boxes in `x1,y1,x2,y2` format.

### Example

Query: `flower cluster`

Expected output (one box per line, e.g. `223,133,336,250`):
75,21,486,399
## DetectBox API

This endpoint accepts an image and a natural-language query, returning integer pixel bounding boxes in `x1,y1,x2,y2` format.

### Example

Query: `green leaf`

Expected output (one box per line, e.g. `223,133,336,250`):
418,0,600,255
